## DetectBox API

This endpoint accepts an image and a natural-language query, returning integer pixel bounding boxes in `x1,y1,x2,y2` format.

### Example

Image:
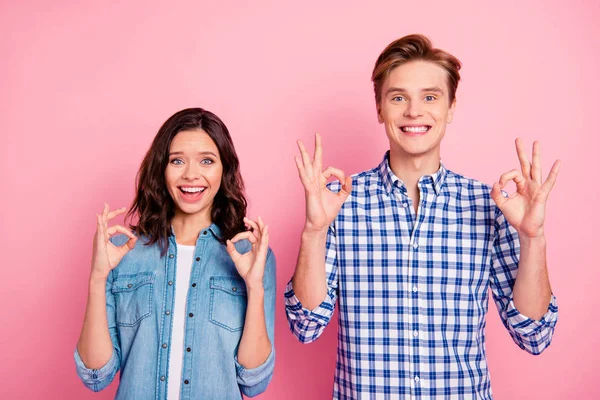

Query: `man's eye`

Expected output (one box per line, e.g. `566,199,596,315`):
425,95,436,101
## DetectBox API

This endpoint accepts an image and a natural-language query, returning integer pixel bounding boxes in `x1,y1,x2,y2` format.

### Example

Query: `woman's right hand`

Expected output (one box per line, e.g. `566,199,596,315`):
295,133,352,233
91,203,137,281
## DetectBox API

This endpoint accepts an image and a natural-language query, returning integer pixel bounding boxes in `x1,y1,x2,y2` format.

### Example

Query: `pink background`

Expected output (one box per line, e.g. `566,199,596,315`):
1,0,598,398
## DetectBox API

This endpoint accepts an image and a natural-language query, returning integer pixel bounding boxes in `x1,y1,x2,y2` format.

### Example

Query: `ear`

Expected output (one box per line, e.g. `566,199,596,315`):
376,103,383,124
447,98,457,124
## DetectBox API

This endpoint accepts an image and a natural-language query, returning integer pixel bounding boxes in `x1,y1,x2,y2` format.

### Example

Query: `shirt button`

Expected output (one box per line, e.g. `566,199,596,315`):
195,257,200,262
203,231,207,235
413,330,419,337
168,281,173,286
165,310,171,315
160,376,165,382
192,283,197,287
184,380,189,385
161,343,167,349
232,287,237,292
127,283,133,288
403,203,409,208
412,286,418,292
414,376,420,383
413,243,419,249
188,313,194,318
186,347,191,352
169,254,174,259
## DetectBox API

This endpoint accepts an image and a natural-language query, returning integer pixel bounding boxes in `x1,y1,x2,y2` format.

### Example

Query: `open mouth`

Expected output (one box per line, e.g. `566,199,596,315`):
178,186,207,202
400,125,431,134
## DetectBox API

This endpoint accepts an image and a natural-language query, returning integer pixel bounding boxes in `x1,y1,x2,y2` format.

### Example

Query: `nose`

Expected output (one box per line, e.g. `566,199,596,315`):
404,100,423,118
182,163,201,180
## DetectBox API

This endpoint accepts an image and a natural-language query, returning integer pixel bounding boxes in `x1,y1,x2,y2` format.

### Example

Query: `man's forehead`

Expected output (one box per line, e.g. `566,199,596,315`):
384,61,448,91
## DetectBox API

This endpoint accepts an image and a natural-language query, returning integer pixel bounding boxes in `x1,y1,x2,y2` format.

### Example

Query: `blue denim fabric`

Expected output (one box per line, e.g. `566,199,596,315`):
75,224,276,399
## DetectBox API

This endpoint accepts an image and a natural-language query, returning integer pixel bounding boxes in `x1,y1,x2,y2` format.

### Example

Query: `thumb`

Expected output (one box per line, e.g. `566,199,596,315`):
490,182,507,207
226,240,242,263
339,176,353,200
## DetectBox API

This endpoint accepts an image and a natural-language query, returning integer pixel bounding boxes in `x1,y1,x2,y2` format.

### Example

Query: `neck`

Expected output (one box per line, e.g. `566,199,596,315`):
171,211,212,245
388,146,440,195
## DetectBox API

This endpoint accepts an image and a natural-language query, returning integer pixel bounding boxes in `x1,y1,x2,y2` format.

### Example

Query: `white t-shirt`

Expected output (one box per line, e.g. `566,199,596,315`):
167,244,195,400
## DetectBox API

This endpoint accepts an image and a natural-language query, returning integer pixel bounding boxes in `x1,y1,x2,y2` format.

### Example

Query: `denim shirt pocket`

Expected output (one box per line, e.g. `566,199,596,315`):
209,276,247,332
111,272,155,327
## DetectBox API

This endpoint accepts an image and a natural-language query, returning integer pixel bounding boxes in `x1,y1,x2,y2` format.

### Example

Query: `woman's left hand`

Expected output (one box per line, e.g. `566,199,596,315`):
226,216,270,292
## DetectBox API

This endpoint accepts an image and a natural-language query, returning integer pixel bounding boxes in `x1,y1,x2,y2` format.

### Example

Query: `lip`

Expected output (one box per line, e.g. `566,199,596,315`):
399,124,431,136
177,186,207,203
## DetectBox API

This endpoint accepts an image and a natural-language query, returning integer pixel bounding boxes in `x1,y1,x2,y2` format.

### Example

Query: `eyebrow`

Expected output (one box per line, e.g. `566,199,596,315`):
169,151,219,157
385,87,445,95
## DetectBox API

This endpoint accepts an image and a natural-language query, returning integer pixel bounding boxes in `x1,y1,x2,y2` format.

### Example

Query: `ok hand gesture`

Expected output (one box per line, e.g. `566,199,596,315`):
491,139,561,238
295,133,352,233
91,203,137,280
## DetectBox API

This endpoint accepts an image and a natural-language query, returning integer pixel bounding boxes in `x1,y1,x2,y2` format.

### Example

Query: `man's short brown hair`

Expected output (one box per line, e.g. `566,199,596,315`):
372,34,462,106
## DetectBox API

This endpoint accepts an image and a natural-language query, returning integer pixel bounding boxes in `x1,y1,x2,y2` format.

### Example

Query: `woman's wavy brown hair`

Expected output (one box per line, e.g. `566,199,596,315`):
127,108,247,253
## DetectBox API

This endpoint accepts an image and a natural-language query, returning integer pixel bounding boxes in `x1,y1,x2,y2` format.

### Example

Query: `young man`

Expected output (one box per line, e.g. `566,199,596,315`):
285,34,560,399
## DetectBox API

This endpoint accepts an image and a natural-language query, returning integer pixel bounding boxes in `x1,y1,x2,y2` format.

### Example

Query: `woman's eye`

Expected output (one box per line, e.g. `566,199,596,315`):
200,159,214,165
170,158,184,165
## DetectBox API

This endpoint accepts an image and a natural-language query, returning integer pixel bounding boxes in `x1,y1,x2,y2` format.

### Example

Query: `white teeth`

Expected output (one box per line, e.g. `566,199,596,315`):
401,126,429,133
180,187,205,193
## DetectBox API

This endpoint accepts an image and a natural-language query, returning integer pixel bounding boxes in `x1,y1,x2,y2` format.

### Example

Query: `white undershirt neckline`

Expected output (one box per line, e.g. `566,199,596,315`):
167,244,195,400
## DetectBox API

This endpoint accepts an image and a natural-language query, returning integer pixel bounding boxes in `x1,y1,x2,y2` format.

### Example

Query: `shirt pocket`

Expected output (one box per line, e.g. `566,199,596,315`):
111,272,155,327
209,276,247,332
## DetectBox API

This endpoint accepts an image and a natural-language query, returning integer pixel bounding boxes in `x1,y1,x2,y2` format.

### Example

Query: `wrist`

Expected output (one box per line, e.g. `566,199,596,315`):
302,225,328,239
518,233,547,247
89,270,109,286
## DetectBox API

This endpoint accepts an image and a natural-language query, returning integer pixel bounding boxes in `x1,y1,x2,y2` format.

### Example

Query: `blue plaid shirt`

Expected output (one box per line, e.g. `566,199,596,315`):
285,153,558,399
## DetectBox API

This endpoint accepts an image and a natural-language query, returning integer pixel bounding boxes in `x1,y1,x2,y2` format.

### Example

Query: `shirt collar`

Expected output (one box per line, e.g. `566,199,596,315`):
377,151,447,196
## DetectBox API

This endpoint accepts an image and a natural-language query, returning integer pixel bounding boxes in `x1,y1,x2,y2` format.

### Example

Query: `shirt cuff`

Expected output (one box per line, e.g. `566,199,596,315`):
74,348,119,391
284,280,335,324
235,345,275,387
505,294,559,337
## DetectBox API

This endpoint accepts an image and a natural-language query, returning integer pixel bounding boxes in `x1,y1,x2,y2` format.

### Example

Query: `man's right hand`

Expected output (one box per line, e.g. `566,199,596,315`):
295,133,352,233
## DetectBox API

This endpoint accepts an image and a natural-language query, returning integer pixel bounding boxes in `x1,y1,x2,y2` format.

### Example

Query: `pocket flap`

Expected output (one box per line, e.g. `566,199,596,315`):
210,276,247,296
112,272,155,293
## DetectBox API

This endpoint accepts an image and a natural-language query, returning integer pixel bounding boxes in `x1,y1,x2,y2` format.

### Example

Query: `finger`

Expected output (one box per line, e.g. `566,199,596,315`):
490,182,508,207
539,159,562,201
226,240,243,263
531,140,542,183
255,225,269,268
230,231,258,244
297,140,313,175
107,207,127,221
102,203,110,224
96,213,106,241
322,166,346,186
106,225,136,240
515,138,531,177
498,169,523,188
244,217,260,235
256,216,265,234
313,133,323,173
340,176,353,200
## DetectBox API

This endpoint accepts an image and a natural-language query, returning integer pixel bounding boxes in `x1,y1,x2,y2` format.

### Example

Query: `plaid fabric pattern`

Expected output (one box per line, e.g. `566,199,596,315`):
285,153,558,399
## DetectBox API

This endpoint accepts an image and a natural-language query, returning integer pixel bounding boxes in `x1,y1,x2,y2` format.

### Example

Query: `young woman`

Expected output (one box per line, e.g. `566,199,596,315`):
75,108,276,399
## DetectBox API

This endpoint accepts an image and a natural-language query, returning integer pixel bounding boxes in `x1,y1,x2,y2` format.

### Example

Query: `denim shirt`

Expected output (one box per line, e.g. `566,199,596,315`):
75,224,276,399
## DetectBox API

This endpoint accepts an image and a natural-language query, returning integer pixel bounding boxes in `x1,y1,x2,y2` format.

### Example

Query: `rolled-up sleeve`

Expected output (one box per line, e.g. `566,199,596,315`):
236,249,277,397
74,269,121,391
490,207,558,355
285,223,339,344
